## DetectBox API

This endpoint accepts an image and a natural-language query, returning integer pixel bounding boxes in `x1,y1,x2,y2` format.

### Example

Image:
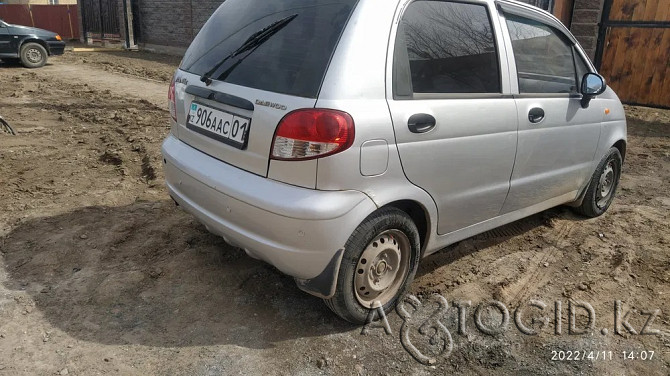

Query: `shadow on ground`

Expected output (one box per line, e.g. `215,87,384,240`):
0,59,55,69
0,200,354,349
626,116,670,138
0,197,594,350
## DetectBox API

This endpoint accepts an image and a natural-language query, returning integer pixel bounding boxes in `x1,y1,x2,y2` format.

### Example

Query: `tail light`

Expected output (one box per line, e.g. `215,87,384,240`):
168,76,177,121
271,109,355,161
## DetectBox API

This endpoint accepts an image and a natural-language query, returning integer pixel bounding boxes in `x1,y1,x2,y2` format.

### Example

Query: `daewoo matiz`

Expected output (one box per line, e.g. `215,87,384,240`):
162,0,626,323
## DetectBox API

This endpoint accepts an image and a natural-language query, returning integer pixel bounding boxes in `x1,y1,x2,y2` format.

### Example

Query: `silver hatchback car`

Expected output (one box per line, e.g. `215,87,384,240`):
162,0,626,323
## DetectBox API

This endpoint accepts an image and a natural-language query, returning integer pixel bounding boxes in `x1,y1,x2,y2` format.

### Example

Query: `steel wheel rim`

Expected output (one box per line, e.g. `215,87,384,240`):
596,161,616,208
26,48,43,64
354,229,411,308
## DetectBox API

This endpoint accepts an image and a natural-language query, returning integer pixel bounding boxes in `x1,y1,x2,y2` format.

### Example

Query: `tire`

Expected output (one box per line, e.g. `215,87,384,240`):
574,147,622,218
20,42,48,68
324,207,421,324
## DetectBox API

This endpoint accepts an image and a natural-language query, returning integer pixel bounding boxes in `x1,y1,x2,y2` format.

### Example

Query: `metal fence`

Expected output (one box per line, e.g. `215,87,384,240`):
80,0,121,41
0,4,80,39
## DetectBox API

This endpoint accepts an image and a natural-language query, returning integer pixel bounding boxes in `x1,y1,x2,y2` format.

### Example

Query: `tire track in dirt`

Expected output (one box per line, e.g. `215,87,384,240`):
501,221,576,307
37,63,168,108
34,63,170,185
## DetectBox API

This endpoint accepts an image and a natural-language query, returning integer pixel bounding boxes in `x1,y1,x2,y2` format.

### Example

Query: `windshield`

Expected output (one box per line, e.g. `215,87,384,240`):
181,0,358,98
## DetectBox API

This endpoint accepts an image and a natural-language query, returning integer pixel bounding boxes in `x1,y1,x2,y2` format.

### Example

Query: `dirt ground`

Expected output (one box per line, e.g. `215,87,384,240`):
0,51,668,375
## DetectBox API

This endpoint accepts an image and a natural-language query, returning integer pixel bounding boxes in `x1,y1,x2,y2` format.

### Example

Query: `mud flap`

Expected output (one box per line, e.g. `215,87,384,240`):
565,179,591,207
294,249,344,299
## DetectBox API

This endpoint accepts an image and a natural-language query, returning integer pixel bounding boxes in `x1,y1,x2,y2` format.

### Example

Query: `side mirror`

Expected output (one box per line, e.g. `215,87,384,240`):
580,73,606,108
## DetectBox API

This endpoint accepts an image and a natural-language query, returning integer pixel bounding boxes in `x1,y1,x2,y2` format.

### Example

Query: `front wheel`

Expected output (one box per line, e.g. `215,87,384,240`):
574,147,622,217
324,207,420,323
20,42,48,68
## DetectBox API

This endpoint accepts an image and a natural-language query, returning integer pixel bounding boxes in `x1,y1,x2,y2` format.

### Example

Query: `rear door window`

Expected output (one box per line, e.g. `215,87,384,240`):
180,0,358,99
393,0,501,96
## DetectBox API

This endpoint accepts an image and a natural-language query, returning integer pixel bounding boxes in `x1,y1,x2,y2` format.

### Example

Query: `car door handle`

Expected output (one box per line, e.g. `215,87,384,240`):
408,113,436,133
528,107,545,124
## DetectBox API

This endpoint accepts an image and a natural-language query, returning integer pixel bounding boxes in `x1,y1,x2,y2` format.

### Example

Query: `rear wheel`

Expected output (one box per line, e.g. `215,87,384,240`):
574,147,622,217
20,42,48,68
324,207,420,323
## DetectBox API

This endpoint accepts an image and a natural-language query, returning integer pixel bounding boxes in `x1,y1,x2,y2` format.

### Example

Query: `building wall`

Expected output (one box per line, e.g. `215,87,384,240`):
569,0,605,60
133,0,222,49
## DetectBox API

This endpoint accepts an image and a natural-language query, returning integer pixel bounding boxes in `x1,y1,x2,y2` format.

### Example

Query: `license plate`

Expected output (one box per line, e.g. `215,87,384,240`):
187,102,251,149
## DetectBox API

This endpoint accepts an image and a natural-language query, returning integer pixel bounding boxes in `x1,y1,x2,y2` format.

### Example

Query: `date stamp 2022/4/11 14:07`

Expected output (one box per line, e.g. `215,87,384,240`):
550,350,655,361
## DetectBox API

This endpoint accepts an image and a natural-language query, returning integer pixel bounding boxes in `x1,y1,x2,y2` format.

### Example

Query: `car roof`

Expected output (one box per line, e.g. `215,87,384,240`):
358,0,560,25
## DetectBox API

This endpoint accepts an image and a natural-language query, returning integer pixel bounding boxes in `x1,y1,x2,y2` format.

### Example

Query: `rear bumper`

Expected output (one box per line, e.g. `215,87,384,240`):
47,41,66,55
161,135,377,296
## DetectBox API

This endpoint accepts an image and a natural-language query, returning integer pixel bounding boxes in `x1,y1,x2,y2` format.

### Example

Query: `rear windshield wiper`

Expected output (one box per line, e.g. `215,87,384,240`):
200,13,298,86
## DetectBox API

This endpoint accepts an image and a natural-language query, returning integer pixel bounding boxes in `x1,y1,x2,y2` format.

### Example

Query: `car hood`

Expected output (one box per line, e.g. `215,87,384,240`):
8,24,57,37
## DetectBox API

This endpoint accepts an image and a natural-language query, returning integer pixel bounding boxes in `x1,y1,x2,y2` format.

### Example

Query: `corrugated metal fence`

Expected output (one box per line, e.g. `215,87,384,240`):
0,4,79,40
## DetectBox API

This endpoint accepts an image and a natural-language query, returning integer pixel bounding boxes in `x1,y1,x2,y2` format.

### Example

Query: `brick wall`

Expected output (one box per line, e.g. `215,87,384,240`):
133,0,222,49
570,0,605,60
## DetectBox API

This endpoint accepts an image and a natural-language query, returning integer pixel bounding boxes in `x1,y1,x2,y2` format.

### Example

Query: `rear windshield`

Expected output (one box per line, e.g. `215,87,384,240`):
181,0,358,98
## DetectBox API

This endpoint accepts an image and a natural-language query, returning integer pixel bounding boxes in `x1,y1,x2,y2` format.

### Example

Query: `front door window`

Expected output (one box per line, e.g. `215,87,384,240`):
506,14,579,94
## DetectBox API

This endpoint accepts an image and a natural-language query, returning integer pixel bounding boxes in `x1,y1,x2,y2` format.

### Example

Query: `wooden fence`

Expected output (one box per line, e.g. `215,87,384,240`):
596,0,670,108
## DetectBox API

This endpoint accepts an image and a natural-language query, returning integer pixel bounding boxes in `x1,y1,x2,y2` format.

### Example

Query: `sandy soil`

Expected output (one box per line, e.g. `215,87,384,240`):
0,51,668,375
